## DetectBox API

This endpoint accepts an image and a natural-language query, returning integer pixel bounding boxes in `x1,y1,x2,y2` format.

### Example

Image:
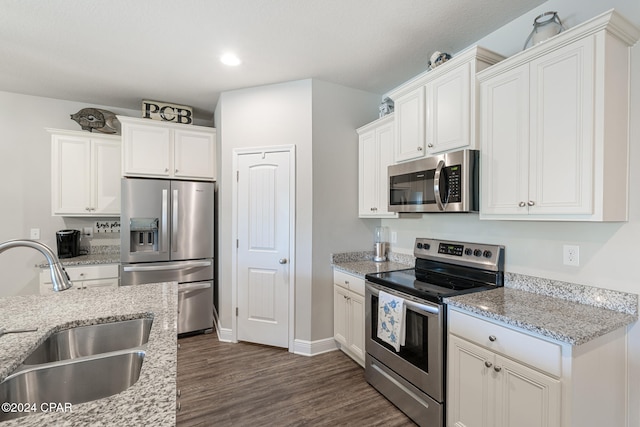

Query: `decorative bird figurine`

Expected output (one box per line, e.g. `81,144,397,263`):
70,108,121,134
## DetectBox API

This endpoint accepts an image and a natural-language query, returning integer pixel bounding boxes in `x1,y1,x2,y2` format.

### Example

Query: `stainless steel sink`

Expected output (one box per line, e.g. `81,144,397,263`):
22,317,152,365
0,350,145,421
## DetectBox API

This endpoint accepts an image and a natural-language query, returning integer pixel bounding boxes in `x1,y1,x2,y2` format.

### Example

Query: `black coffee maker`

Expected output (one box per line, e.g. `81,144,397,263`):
56,229,81,258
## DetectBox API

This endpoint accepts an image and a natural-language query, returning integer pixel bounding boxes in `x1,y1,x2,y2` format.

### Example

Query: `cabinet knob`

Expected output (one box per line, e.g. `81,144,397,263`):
494,366,502,373
165,168,169,172
175,169,179,173
417,146,423,151
488,335,497,342
518,202,526,207
527,200,535,206
177,401,181,411
279,258,288,264
177,389,181,397
427,143,434,148
484,361,493,368
344,280,349,285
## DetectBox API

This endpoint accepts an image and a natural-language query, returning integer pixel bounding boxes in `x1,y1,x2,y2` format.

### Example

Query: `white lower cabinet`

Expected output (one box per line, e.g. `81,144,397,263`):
333,270,365,367
448,307,628,427
40,264,119,295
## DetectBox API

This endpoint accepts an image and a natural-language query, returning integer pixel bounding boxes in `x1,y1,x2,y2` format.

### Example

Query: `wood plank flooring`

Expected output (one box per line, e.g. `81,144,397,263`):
176,332,415,426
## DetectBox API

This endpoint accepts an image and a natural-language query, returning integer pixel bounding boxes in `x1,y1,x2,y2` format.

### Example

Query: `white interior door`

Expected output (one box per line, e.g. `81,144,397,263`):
236,149,292,348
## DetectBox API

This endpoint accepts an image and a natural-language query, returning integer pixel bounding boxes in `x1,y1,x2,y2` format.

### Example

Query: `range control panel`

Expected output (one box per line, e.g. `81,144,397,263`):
414,238,505,271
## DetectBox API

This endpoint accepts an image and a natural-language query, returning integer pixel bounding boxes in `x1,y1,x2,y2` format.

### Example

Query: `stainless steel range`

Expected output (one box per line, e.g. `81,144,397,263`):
364,238,504,427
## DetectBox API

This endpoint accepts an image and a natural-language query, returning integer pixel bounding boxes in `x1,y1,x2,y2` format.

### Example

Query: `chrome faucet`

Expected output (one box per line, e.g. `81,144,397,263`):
0,239,73,291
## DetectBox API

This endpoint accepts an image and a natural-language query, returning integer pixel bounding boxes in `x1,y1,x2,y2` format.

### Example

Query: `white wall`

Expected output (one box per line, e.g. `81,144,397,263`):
215,79,380,343
382,1,640,425
0,91,138,296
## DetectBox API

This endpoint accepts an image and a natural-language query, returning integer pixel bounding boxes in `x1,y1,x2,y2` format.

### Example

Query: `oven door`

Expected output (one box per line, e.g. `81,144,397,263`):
365,282,444,402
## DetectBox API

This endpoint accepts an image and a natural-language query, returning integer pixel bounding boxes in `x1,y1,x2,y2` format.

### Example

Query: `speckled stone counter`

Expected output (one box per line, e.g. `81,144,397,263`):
445,273,638,346
331,251,413,278
0,282,177,426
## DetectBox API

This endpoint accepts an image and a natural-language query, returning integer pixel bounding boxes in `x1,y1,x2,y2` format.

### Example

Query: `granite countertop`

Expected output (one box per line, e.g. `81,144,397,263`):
445,281,638,346
0,282,177,426
331,251,414,278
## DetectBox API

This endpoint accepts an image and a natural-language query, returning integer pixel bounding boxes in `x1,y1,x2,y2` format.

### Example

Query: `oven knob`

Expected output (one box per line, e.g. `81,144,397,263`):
473,249,482,257
423,243,430,250
483,250,492,258
464,248,473,256
417,243,423,249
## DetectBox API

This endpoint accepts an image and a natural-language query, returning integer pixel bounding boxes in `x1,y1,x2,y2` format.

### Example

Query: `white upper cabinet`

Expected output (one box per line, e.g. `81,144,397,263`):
479,10,639,221
357,114,398,218
387,46,504,163
49,129,121,216
120,116,216,181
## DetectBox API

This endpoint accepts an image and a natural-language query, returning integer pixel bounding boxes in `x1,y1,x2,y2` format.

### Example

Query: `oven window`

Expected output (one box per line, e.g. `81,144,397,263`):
371,295,429,372
389,170,435,206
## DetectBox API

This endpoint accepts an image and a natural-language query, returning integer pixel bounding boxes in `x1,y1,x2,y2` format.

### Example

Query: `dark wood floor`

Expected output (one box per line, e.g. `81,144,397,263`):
176,332,415,426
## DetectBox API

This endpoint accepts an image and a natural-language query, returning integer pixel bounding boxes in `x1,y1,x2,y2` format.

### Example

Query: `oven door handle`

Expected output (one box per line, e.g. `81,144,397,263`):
366,283,440,316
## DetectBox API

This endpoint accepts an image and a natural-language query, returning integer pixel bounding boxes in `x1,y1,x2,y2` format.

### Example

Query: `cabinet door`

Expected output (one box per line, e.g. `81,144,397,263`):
394,87,425,162
449,335,494,427
122,122,171,177
51,135,91,215
426,62,471,154
480,64,530,216
174,128,216,180
529,36,595,215
92,138,121,215
494,355,561,427
376,122,396,217
347,291,365,364
333,284,350,348
358,130,378,216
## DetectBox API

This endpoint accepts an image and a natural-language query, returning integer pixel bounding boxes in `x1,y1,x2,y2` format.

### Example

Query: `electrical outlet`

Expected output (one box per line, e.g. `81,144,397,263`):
563,245,580,266
391,231,397,244
29,228,40,240
83,227,93,237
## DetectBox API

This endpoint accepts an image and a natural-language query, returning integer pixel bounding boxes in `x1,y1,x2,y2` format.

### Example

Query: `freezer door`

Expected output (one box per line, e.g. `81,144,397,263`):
121,178,171,263
120,259,214,286
170,180,214,261
178,281,214,334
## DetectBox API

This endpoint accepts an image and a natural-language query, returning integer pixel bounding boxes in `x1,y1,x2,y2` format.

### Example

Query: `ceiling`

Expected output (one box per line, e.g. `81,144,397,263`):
1,0,545,122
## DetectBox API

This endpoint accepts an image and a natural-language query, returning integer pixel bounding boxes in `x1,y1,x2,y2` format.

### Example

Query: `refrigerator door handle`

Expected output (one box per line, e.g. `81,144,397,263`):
172,189,179,252
161,189,169,253
123,260,212,272
179,282,212,292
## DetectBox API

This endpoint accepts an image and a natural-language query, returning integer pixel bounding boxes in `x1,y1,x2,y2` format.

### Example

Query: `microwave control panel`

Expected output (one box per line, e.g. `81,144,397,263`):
445,165,461,202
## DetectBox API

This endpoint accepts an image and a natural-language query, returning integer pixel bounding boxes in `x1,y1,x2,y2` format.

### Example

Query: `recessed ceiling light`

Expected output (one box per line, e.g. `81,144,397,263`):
221,53,241,66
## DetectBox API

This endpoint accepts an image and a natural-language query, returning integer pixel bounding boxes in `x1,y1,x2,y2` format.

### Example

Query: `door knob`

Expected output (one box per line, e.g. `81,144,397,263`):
279,258,288,264
518,201,526,207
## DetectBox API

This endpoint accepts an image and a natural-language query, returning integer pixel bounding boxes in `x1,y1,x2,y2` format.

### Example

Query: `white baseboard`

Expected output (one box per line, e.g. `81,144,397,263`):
217,327,234,343
293,337,338,356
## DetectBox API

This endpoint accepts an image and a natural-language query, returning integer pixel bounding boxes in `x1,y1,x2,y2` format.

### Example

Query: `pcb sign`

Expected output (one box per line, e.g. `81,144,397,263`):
142,100,193,124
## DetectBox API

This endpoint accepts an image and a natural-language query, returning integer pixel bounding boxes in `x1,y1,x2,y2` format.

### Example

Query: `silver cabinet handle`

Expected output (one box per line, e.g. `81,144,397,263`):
489,335,497,342
434,159,445,211
427,143,434,148
417,146,423,151
172,189,179,252
279,258,288,264
518,201,526,207
161,189,168,253
528,200,535,206
484,361,493,368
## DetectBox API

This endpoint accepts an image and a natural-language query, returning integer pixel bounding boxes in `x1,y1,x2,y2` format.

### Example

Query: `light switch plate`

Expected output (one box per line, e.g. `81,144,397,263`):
29,228,40,240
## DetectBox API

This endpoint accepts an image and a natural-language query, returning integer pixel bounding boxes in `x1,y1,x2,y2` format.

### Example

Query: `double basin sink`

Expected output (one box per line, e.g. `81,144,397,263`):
0,317,153,422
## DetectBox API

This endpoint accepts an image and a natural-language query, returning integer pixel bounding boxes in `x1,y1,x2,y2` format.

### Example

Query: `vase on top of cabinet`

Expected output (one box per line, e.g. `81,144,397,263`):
478,9,640,222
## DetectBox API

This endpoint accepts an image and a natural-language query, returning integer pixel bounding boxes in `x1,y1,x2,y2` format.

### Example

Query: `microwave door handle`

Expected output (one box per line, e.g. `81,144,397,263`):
161,189,168,253
433,160,445,211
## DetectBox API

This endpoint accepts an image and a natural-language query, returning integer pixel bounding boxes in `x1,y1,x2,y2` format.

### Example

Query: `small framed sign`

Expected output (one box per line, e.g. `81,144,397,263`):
142,100,193,124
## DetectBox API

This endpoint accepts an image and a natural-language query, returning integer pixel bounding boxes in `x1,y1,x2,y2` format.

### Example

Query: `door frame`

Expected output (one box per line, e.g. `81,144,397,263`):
231,145,296,351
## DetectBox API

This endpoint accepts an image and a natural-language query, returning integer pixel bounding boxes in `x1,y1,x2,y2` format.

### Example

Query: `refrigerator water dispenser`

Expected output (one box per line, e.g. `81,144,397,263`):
129,218,159,253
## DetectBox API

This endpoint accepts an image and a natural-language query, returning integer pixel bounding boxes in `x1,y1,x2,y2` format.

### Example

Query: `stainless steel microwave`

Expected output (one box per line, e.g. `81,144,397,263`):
388,149,479,213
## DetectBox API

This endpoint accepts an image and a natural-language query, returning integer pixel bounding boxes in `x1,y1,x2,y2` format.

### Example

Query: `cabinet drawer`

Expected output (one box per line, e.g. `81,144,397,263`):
449,309,561,377
41,264,119,284
333,270,365,296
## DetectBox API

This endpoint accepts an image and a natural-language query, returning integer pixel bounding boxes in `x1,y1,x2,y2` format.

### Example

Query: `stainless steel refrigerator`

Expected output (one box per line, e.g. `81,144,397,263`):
120,178,214,335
